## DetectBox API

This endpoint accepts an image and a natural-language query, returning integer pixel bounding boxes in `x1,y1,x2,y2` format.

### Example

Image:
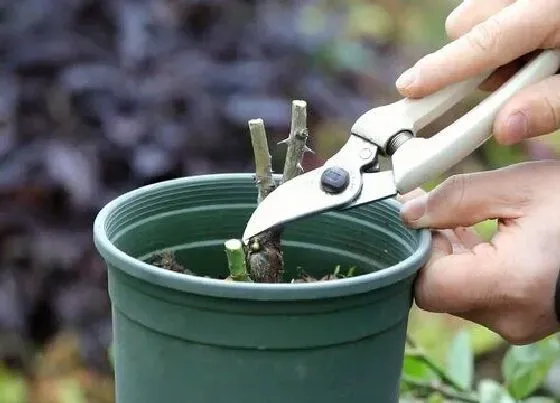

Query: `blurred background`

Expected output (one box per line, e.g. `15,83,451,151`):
0,0,559,401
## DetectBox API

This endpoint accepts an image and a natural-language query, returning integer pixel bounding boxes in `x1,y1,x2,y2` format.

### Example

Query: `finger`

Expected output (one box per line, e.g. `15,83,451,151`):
396,188,426,203
445,0,519,91
400,169,532,229
432,227,481,254
398,190,481,251
427,231,453,261
396,0,555,98
414,242,502,313
398,190,480,252
445,0,516,40
437,228,469,254
493,74,560,144
453,227,483,249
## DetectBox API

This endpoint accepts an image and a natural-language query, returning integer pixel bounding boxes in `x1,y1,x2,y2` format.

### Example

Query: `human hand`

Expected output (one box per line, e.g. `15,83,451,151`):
396,0,560,145
399,160,560,344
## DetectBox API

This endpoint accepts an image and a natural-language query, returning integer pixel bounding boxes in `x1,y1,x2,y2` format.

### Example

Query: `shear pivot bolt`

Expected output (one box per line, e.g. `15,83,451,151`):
321,167,350,194
359,148,372,160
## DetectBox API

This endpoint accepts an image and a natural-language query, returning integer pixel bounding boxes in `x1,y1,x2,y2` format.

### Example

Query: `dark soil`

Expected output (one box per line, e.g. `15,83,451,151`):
149,247,357,283
147,250,192,275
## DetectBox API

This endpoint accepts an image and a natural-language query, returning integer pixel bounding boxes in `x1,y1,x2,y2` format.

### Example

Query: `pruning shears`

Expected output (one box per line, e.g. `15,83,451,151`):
242,49,560,242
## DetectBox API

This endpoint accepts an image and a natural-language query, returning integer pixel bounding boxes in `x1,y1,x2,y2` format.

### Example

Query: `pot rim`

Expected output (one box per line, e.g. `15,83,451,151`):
93,173,432,300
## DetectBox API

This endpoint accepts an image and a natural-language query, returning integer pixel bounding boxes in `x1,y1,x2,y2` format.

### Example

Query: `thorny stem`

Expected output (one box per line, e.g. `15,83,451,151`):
244,100,312,283
224,239,252,282
246,118,283,283
248,118,275,203
401,376,478,402
281,100,312,183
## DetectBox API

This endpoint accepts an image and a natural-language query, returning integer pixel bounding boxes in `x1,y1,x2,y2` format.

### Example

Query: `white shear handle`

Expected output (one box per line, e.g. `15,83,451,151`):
392,49,560,194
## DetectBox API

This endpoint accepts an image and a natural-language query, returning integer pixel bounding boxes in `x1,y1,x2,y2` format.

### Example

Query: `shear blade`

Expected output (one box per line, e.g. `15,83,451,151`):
242,166,362,241
242,166,399,241
348,170,397,208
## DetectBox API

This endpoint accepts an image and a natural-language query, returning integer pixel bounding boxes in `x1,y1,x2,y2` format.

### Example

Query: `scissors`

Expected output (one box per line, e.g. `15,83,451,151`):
242,49,560,242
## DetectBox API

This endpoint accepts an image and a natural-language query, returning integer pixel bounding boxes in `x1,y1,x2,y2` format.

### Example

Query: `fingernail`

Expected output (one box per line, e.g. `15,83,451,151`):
396,69,416,90
502,111,528,144
400,195,427,227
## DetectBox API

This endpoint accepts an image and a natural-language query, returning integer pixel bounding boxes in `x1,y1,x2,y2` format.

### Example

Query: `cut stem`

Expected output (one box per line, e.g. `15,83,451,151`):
281,100,312,183
248,118,275,203
224,239,252,282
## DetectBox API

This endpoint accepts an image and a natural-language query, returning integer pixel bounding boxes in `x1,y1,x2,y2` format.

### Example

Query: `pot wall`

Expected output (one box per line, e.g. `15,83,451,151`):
94,173,431,403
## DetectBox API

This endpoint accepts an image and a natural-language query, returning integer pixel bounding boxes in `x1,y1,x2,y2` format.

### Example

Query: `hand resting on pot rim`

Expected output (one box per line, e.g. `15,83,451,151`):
400,162,560,345
396,0,560,344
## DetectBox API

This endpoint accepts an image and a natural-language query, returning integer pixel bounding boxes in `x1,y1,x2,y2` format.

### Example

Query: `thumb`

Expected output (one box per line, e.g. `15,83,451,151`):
400,169,531,229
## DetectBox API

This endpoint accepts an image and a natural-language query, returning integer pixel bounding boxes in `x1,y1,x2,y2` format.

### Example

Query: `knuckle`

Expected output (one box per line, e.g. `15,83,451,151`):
429,174,467,212
466,18,501,53
495,164,536,206
543,1,560,46
542,93,560,131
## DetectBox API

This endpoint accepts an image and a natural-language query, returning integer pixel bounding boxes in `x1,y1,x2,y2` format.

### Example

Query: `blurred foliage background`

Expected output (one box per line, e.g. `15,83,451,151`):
0,0,558,401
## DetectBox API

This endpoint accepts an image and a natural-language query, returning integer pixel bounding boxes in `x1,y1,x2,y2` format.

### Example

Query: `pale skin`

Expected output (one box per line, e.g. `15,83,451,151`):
396,0,560,344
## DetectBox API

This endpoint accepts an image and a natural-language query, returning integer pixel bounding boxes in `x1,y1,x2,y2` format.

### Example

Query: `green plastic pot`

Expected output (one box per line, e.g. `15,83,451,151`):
93,173,431,403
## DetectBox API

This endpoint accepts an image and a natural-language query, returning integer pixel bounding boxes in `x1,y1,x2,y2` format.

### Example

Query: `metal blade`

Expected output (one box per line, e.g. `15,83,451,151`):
242,165,362,241
345,170,397,208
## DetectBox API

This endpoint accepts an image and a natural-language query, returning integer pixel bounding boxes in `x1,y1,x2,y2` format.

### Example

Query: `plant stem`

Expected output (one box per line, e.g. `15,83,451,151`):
245,100,313,283
246,118,284,283
401,376,478,402
224,239,252,282
281,100,312,183
248,118,275,203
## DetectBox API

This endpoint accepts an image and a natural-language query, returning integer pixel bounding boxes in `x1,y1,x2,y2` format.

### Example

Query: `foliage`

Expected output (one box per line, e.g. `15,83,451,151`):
400,331,560,402
1,0,560,401
0,333,114,403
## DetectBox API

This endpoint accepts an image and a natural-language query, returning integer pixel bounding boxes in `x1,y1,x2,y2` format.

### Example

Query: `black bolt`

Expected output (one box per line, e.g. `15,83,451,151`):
320,166,350,194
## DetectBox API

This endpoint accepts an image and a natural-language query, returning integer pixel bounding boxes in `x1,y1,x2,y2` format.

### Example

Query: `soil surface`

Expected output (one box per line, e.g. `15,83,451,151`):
149,248,357,283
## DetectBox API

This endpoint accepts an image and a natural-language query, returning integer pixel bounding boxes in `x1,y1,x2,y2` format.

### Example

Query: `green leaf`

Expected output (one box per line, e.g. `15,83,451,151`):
426,392,445,403
481,137,527,169
468,323,504,355
402,352,437,382
502,336,560,399
473,219,498,241
523,398,557,403
446,330,474,390
478,379,515,403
